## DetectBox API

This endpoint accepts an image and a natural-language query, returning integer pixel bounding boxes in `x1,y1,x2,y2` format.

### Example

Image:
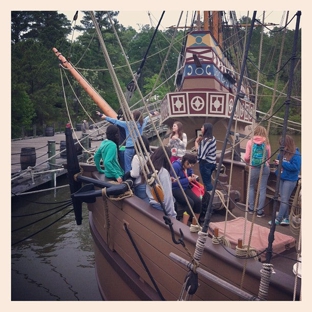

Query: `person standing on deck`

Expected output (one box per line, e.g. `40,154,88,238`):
94,125,124,183
244,125,271,218
81,120,89,134
269,135,301,226
96,110,158,172
194,123,216,192
168,121,187,163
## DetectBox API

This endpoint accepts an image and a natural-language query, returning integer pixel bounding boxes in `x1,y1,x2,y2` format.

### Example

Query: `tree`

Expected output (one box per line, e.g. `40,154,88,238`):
11,12,73,137
11,84,36,138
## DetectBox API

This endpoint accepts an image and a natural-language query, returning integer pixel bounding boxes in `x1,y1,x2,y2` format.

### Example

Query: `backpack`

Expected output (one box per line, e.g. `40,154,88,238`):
251,142,266,166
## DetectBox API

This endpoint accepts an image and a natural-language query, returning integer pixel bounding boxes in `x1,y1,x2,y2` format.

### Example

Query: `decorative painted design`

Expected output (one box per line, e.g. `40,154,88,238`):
228,95,234,116
189,93,206,114
195,67,205,75
183,64,230,88
169,94,187,114
185,48,227,74
164,91,253,125
185,31,234,74
186,33,211,47
209,93,226,115
243,101,254,122
185,48,213,63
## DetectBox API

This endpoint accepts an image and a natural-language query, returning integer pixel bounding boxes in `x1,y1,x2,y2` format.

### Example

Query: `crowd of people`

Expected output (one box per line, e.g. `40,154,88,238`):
94,111,301,232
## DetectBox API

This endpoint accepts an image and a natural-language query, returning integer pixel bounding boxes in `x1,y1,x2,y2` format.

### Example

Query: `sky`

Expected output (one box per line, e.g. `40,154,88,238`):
61,10,298,32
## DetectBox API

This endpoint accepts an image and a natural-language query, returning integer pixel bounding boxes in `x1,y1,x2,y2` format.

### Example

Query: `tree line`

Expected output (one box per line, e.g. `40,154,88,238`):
11,11,301,139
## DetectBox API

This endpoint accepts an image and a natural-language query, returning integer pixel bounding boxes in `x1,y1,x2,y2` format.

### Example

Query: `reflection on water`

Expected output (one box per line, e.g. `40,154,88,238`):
11,178,102,301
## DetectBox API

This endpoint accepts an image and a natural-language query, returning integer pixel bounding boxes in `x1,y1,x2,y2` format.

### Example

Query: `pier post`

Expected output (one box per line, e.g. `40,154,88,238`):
81,133,90,162
48,140,56,169
48,140,56,189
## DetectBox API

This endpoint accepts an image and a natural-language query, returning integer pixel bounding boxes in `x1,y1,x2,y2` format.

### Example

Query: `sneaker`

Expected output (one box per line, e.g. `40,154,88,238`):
256,213,265,218
190,224,202,233
280,218,290,225
268,219,280,225
248,209,254,215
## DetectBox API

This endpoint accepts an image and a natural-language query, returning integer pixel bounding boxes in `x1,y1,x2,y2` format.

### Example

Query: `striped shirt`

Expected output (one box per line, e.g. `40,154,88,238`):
197,136,216,164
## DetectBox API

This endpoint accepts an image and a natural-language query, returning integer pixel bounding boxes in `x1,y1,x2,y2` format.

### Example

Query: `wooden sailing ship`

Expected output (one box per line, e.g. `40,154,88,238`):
54,11,301,300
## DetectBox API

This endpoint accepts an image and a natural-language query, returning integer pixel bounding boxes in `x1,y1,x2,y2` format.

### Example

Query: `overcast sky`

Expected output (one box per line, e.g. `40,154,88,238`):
61,10,298,32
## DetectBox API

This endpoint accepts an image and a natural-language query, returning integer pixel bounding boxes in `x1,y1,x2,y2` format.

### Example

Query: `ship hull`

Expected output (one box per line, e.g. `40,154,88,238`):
81,164,300,301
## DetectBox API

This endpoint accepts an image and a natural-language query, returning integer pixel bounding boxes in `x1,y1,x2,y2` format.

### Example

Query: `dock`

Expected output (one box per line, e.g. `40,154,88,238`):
11,129,101,195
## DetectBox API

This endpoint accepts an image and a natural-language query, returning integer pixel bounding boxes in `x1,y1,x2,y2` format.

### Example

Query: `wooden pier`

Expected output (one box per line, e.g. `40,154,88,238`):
11,129,101,195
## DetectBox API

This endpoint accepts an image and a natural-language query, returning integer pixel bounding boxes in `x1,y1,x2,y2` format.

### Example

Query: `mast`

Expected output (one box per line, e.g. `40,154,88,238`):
205,11,222,48
52,47,117,118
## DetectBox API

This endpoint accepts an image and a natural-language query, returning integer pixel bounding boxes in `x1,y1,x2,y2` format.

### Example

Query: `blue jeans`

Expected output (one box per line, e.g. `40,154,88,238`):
248,165,270,215
199,161,216,191
276,179,297,221
134,183,149,203
124,148,135,173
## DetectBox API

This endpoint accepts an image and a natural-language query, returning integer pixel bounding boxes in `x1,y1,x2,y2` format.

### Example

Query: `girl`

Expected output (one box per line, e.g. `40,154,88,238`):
171,153,202,232
244,125,271,217
97,110,157,172
94,125,124,183
168,121,187,163
129,135,151,203
195,123,216,192
145,146,177,218
269,135,301,225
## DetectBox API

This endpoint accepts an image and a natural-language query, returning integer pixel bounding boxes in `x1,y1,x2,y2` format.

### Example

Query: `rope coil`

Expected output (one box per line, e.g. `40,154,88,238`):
258,263,274,300
236,244,258,260
212,235,231,247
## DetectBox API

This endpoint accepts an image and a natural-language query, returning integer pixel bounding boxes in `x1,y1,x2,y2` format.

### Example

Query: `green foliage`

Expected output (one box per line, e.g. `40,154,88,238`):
11,11,301,139
143,74,171,100
11,84,36,138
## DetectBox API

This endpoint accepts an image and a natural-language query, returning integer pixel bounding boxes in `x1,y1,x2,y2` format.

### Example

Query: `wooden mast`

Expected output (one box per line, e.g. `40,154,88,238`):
204,11,209,30
52,47,117,118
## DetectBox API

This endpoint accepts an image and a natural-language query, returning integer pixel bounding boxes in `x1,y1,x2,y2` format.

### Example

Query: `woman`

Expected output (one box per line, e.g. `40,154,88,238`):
129,135,151,203
244,125,271,217
168,121,187,163
97,110,157,172
195,123,216,192
93,125,124,183
145,146,177,218
269,135,301,225
171,153,202,232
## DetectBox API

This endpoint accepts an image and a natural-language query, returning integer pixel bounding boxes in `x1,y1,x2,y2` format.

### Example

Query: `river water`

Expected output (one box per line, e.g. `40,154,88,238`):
11,176,102,301
10,134,301,302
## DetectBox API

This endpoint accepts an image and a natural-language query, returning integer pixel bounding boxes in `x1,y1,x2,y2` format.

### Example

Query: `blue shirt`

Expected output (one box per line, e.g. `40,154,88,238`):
275,148,301,181
170,159,193,190
105,115,150,148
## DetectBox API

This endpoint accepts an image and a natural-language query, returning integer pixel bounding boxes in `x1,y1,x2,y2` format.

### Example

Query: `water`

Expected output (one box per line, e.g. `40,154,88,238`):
11,177,102,301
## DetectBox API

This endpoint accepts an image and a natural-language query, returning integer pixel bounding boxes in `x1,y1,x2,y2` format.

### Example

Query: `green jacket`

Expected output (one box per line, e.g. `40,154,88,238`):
94,140,124,180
